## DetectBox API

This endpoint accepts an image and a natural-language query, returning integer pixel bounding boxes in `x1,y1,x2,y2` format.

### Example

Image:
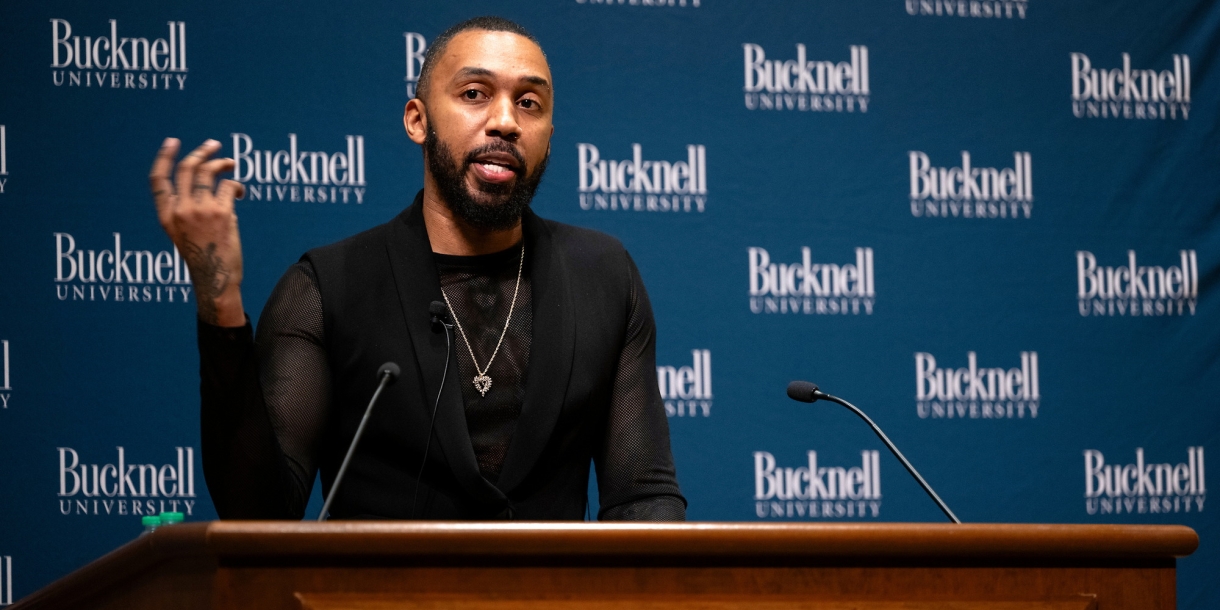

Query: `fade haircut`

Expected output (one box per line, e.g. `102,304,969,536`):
415,16,543,102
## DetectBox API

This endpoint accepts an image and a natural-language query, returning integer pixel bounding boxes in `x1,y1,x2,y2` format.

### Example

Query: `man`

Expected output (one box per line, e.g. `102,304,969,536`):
148,16,685,520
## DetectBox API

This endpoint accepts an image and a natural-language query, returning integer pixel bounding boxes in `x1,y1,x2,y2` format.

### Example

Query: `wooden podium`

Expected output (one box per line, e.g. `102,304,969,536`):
12,522,1197,610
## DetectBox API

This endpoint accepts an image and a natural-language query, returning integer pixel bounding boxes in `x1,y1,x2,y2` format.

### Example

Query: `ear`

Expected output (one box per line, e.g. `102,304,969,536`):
404,98,427,145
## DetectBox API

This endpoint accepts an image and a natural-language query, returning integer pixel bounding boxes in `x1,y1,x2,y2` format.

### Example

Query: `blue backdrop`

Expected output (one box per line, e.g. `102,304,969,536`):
0,0,1216,607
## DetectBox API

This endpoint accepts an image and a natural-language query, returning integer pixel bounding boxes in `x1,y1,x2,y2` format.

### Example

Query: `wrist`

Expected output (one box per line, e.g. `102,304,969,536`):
200,288,246,328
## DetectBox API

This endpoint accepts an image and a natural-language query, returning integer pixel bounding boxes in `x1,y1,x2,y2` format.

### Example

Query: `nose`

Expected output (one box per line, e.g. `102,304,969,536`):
485,94,521,142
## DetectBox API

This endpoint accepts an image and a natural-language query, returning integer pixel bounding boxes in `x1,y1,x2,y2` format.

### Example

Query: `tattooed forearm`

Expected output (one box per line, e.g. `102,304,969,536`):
180,240,231,325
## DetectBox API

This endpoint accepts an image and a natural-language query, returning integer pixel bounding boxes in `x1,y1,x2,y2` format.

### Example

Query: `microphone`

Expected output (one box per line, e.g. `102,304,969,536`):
429,300,451,327
786,380,961,524
317,361,400,521
412,300,453,518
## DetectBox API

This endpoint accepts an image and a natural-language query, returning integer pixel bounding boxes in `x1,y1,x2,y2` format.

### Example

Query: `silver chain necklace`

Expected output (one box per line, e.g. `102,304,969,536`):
439,243,525,397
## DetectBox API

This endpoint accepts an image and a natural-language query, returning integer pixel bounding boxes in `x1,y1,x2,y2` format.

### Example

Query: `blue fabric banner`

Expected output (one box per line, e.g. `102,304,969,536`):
0,0,1215,606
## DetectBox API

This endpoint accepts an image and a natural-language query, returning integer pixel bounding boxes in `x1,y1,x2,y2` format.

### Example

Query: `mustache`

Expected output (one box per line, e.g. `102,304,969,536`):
464,141,527,175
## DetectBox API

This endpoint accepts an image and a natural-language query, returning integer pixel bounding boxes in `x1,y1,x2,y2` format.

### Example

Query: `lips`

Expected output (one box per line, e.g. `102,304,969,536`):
468,149,523,184
471,162,516,183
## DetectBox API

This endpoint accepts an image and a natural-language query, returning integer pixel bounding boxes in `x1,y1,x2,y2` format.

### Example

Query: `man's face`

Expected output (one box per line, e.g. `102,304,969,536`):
412,30,554,230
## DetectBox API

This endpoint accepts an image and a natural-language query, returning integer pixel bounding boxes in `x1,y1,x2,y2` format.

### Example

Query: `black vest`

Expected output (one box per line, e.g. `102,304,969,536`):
303,195,632,519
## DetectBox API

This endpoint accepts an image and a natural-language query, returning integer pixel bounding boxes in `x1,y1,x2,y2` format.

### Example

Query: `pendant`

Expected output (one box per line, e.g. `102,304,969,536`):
473,373,492,397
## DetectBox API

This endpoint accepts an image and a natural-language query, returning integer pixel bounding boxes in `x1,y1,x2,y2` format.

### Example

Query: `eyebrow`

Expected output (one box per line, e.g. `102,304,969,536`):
455,66,551,91
523,75,551,90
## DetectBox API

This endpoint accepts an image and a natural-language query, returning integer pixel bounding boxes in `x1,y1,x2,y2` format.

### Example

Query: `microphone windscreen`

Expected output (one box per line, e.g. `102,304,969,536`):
787,380,820,403
379,362,401,382
429,301,449,318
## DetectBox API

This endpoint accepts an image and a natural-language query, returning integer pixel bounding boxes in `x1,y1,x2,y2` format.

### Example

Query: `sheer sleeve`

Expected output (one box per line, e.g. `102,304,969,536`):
198,261,330,519
595,253,687,521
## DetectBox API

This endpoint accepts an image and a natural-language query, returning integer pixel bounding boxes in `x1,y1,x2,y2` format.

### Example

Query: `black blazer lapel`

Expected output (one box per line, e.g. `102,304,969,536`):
495,209,577,494
384,195,505,507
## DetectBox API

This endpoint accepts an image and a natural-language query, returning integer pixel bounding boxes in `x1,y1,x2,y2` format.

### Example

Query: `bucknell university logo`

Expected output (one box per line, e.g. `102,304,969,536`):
743,44,870,113
749,247,875,315
578,143,707,213
1071,53,1191,120
54,233,194,303
908,151,1032,219
231,133,367,204
916,351,1040,420
1084,447,1205,516
1076,250,1198,317
50,19,188,90
754,450,882,519
58,447,197,517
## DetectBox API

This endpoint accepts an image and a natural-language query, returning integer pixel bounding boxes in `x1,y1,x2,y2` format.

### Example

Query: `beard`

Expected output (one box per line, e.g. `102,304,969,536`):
424,118,550,231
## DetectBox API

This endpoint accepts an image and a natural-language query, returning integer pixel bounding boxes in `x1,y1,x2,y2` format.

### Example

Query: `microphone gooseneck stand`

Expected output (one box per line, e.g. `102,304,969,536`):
317,362,400,521
787,380,961,524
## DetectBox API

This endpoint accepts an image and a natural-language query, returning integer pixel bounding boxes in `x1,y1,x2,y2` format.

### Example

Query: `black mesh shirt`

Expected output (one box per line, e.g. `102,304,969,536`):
435,243,531,483
197,240,686,521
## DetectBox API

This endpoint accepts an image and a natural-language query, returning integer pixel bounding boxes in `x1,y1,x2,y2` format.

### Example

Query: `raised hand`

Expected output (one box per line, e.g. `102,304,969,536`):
149,138,248,327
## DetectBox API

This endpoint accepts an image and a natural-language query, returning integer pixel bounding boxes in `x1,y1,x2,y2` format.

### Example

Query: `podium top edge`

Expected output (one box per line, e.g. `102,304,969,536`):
148,521,1197,560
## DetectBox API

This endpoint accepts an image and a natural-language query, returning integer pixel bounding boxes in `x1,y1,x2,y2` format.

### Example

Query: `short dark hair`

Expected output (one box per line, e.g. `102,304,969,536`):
416,16,543,102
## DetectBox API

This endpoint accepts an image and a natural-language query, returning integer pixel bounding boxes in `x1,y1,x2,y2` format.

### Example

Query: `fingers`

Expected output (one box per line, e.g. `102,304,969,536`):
150,138,180,228
174,139,220,204
193,158,236,204
215,179,246,211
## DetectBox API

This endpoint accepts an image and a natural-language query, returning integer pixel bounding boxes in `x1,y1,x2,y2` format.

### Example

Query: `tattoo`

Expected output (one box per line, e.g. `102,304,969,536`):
179,240,230,325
